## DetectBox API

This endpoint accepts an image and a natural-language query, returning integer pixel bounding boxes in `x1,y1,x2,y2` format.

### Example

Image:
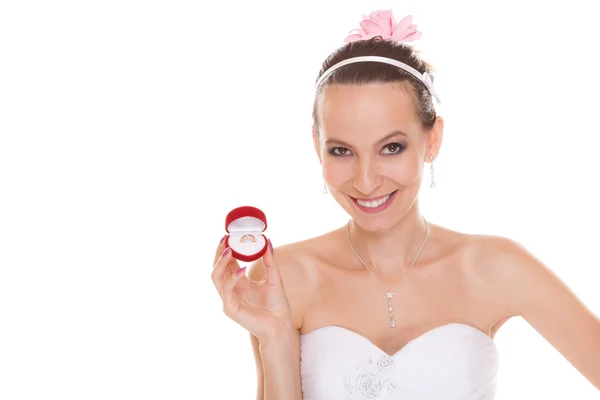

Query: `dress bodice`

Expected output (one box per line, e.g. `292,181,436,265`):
300,323,499,399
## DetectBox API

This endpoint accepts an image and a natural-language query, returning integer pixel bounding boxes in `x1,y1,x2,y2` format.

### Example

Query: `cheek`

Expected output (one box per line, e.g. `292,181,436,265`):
396,164,420,182
321,158,352,186
381,156,422,183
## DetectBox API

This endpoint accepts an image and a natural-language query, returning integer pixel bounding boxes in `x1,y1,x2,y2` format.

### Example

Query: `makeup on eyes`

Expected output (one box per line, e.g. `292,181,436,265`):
327,142,407,157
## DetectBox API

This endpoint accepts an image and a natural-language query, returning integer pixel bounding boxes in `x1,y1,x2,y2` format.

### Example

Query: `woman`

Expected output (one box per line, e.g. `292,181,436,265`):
211,9,600,400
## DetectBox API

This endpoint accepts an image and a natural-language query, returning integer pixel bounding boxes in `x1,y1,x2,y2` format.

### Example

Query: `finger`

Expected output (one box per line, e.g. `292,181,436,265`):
212,247,236,296
262,239,283,287
222,266,247,319
213,234,228,265
213,235,241,276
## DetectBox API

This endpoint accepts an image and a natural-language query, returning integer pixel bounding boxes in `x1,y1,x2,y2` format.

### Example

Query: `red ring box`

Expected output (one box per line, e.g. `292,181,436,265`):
224,206,268,262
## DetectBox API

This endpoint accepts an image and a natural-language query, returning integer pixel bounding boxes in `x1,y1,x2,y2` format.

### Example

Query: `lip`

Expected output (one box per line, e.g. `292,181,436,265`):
353,192,391,202
351,190,398,214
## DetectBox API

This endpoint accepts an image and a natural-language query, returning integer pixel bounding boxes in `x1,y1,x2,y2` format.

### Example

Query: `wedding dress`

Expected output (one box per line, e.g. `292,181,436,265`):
300,323,499,399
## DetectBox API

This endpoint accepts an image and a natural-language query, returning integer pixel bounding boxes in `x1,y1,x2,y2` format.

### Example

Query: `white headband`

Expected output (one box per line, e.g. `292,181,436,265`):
315,55,441,105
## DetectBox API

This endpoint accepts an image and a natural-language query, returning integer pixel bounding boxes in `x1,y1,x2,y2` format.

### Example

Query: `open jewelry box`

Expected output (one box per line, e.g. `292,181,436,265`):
224,206,268,262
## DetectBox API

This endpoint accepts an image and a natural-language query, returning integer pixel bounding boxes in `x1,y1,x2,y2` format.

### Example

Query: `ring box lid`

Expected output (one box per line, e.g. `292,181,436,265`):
225,206,267,233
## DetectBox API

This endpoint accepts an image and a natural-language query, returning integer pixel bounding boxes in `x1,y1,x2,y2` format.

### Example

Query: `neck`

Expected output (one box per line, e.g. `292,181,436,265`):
347,206,429,276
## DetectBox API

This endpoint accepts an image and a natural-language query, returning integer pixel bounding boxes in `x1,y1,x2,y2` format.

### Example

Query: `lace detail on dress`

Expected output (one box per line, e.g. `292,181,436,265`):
344,355,401,399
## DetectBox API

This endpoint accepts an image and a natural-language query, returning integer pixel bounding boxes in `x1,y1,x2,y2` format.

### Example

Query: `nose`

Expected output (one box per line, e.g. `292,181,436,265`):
352,157,383,196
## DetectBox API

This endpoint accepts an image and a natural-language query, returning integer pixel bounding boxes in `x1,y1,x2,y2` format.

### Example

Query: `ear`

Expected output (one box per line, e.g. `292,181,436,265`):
427,115,444,159
313,130,323,165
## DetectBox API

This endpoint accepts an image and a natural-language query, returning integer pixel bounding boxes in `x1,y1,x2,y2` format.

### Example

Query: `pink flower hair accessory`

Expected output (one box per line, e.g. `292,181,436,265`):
344,9,422,44
315,9,441,105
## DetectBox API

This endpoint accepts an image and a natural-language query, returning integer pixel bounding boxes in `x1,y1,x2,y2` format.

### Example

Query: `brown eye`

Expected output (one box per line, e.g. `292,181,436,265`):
382,143,405,155
329,147,351,156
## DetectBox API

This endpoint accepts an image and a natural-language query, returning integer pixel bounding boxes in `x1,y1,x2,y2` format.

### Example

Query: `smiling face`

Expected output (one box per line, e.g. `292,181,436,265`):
313,82,443,232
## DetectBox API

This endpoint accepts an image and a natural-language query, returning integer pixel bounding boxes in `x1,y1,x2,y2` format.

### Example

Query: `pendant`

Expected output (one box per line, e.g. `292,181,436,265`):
387,292,396,328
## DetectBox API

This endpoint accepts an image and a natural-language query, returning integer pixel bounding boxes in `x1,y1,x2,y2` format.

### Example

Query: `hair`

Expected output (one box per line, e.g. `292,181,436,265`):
312,37,437,137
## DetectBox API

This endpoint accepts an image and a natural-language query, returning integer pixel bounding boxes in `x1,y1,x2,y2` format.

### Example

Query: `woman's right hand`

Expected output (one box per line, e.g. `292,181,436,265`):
211,236,293,342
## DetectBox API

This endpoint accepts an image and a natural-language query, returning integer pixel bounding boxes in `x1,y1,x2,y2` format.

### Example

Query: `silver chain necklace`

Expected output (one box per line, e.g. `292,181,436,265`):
346,216,429,328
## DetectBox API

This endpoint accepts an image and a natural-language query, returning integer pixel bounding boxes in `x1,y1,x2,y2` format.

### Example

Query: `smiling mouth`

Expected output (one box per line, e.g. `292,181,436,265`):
351,190,398,208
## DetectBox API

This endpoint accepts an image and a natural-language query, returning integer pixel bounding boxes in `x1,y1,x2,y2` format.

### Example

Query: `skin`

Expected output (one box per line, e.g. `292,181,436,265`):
226,81,600,398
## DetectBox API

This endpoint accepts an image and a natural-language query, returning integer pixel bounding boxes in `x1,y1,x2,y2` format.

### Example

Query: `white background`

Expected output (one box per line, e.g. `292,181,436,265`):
1,0,599,399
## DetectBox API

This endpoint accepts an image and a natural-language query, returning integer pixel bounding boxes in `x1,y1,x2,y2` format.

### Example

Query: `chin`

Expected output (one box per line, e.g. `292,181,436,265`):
352,216,399,234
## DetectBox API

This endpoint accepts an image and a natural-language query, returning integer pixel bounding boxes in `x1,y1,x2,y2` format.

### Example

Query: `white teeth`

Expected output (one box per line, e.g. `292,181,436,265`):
357,194,391,208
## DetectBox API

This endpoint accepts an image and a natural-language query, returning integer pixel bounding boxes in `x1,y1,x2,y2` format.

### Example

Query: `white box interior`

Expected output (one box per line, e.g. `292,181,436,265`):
228,216,266,256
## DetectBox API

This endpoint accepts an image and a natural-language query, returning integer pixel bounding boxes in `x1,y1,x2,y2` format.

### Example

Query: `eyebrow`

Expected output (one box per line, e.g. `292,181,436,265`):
325,130,408,147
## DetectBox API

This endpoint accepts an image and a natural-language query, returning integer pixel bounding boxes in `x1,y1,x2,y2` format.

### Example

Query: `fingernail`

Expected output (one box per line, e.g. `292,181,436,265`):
219,235,226,244
268,239,273,253
237,267,247,275
222,247,230,257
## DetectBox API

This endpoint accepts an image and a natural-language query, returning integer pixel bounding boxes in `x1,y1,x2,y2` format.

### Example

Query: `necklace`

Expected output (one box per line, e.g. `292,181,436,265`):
346,216,429,328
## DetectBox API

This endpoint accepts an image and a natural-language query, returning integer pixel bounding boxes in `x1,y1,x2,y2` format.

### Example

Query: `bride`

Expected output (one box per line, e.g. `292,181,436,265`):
211,9,600,399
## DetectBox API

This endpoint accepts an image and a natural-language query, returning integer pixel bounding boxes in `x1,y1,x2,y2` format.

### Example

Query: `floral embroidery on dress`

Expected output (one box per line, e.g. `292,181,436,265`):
344,354,401,398
376,356,395,372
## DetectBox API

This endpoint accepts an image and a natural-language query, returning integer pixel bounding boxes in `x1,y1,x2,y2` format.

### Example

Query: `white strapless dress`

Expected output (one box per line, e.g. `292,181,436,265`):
300,323,499,400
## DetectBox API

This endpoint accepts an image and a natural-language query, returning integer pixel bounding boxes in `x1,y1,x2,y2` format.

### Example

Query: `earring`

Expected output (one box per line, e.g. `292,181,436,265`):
323,182,328,194
429,155,436,188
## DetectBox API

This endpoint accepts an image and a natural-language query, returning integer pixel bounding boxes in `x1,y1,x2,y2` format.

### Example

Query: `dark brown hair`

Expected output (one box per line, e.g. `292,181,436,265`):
312,37,437,137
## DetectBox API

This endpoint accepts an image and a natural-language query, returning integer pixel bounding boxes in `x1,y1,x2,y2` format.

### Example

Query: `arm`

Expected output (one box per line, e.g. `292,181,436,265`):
248,259,303,400
249,334,264,400
487,236,600,390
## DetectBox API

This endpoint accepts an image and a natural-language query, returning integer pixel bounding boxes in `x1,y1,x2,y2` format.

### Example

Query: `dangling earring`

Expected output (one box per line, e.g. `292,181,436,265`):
429,155,436,188
323,182,328,194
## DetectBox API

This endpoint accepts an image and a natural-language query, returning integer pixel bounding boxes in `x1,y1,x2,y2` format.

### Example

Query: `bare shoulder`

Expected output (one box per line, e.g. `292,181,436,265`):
461,233,537,298
464,232,597,319
465,233,546,283
248,231,334,280
463,234,600,388
246,230,340,328
453,233,550,328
